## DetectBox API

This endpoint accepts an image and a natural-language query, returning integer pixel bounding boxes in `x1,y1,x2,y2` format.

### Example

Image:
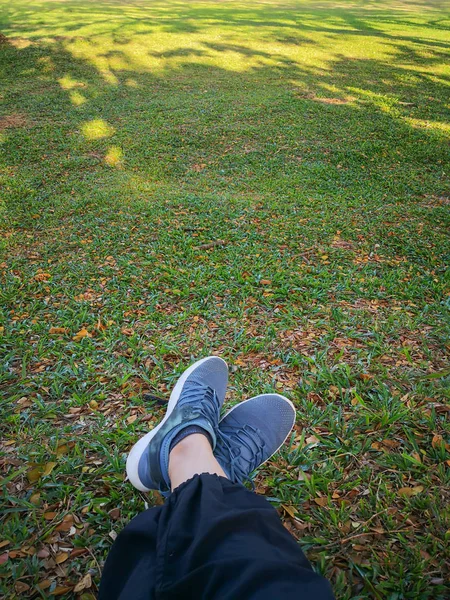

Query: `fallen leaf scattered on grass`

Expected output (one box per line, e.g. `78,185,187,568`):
74,573,92,593
43,511,58,520
55,515,74,532
34,272,51,281
314,497,328,507
37,579,52,591
431,434,443,448
27,462,57,483
55,551,69,564
305,435,320,446
30,492,41,505
73,328,91,341
281,504,298,519
398,486,424,497
53,586,73,596
49,327,68,334
260,279,272,285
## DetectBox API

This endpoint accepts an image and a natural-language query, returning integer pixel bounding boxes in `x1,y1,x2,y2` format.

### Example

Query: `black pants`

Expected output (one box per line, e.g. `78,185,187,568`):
99,474,334,599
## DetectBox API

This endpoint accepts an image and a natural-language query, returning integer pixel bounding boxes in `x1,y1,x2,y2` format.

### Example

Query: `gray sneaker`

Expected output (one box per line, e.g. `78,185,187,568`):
215,394,296,484
126,356,228,492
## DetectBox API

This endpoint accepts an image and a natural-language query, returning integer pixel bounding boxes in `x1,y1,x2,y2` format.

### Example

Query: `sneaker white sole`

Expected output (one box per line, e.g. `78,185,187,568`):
219,393,296,472
126,356,227,492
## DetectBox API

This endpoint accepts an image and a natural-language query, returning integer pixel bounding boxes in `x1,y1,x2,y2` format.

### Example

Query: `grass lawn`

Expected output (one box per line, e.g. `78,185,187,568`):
1,0,449,597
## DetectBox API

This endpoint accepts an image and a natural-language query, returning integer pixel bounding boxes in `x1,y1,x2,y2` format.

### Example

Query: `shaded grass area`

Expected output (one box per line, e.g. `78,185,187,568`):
1,0,449,597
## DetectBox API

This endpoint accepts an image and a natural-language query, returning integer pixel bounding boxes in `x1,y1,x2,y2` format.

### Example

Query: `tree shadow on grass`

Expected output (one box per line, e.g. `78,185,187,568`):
1,0,449,241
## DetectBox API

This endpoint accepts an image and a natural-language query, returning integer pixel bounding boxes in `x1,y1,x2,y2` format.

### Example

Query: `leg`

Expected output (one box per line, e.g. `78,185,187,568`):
100,358,334,599
168,433,227,490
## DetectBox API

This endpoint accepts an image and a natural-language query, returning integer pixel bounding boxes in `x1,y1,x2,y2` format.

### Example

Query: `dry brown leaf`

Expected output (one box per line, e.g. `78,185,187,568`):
37,579,52,590
30,492,41,505
55,551,69,564
0,552,8,565
42,462,57,476
281,504,298,519
74,573,92,593
305,435,320,446
34,272,51,281
71,547,88,558
15,582,30,593
56,444,69,456
49,327,68,334
121,327,134,336
297,470,310,481
382,439,400,449
27,466,43,483
431,434,443,449
43,511,58,520
314,497,328,507
55,515,74,532
53,586,73,596
260,279,272,285
109,508,120,520
360,373,373,381
398,486,423,497
89,399,99,409
73,328,91,342
127,414,137,425
0,540,10,549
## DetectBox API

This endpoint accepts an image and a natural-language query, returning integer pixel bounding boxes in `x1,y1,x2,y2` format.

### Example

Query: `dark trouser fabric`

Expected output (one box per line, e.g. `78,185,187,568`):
99,474,334,599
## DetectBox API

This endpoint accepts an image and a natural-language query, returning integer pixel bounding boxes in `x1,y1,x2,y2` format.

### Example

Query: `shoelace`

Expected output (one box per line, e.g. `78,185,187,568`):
180,381,220,425
215,424,266,485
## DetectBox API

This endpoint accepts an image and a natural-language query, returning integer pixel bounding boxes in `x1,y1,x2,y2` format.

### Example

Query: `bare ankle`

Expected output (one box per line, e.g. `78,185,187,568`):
170,433,212,458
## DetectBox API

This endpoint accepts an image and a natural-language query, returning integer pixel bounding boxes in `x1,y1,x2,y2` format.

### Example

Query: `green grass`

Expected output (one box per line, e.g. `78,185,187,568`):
1,0,449,597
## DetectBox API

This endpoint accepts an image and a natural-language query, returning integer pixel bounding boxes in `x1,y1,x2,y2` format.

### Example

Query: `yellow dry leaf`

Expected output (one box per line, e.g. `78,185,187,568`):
127,414,137,425
43,511,58,520
89,399,99,410
34,272,51,281
314,497,328,507
55,551,69,564
37,579,52,590
49,327,68,334
30,492,41,505
281,504,297,519
27,466,44,483
53,586,73,596
398,486,423,497
56,444,69,456
74,573,92,593
431,434,443,449
73,328,91,342
0,326,4,335
42,462,57,477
